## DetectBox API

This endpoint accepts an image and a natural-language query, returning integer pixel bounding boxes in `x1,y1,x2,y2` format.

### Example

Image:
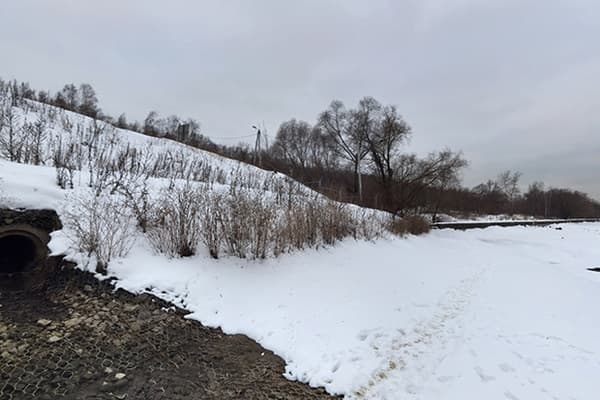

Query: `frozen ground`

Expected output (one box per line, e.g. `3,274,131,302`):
2,158,600,399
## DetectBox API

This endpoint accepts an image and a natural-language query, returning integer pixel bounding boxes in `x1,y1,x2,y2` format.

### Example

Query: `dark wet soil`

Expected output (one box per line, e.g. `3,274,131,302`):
0,266,337,400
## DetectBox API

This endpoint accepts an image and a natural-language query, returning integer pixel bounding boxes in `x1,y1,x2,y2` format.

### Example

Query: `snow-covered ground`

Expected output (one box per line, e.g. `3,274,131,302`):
105,223,600,400
427,213,538,224
2,158,600,399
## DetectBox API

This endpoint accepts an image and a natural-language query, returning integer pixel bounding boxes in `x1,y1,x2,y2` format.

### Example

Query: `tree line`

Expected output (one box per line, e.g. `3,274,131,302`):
2,76,599,219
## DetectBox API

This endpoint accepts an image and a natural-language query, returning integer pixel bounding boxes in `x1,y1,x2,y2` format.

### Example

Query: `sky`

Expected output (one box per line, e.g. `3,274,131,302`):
1,0,598,198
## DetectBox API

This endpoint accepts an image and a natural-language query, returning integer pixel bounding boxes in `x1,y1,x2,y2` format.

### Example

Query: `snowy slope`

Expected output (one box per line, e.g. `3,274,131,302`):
0,98,323,199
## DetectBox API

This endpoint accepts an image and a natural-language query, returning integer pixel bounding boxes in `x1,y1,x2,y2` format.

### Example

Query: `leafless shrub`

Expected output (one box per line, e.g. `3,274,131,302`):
106,146,154,232
319,200,356,245
53,135,77,189
388,215,430,236
0,104,26,162
217,187,260,258
22,117,49,165
64,192,136,274
146,182,203,258
199,191,222,259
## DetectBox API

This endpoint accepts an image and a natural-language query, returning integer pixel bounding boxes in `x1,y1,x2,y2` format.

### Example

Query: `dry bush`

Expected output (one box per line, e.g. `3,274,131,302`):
64,192,136,274
142,177,385,261
278,200,319,251
217,187,276,259
146,182,203,258
388,215,431,236
199,191,222,259
103,146,154,232
355,209,387,240
53,136,78,189
271,195,382,255
319,200,356,245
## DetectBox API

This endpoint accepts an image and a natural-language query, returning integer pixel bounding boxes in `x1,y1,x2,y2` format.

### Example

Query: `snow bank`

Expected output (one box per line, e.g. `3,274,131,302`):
107,223,600,399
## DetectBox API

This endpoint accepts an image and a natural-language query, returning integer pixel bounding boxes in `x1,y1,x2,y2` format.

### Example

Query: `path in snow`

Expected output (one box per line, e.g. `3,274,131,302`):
353,268,487,399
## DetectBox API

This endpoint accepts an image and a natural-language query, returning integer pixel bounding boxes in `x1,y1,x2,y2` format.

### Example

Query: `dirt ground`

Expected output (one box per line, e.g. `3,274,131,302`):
0,266,338,400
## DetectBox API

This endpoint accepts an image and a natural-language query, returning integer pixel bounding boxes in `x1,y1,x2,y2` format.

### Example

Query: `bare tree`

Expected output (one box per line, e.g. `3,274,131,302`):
525,181,545,217
60,83,80,111
143,111,159,136
394,150,468,216
496,170,522,214
429,150,469,220
348,97,382,200
366,104,411,194
273,119,313,171
79,83,99,118
318,100,370,199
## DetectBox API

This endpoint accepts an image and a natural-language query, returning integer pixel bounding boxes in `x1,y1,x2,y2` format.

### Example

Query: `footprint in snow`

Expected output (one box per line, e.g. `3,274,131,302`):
498,363,515,373
331,362,340,373
504,391,520,400
405,383,420,394
474,366,495,383
437,375,455,383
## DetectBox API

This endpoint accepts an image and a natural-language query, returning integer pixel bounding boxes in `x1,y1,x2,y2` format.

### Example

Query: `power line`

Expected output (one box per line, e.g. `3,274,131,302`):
205,133,256,141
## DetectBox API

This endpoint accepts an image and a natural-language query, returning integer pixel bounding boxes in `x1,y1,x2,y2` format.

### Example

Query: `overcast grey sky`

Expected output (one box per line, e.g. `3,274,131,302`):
1,0,598,198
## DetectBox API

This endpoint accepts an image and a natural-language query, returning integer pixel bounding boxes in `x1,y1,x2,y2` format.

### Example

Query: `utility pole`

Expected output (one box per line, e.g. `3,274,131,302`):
252,125,262,168
356,141,363,203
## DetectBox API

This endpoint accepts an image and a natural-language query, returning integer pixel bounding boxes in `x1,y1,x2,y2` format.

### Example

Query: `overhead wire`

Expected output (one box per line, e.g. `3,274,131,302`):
205,133,257,141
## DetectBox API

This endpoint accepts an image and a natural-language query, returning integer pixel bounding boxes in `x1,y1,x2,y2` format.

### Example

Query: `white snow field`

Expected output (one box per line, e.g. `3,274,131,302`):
1,99,600,399
106,223,600,400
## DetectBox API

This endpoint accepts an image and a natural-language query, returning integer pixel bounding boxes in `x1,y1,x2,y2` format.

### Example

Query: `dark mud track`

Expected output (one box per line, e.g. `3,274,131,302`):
0,267,337,400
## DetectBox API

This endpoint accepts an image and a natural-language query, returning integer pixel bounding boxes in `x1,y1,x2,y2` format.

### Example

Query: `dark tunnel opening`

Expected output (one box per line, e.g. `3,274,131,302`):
0,234,39,274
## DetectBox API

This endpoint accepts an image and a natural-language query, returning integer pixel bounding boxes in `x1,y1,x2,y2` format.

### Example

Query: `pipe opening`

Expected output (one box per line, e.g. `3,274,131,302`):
0,234,39,274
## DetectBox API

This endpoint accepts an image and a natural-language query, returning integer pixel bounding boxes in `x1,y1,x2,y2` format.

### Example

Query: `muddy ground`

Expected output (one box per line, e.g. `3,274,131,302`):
0,266,337,400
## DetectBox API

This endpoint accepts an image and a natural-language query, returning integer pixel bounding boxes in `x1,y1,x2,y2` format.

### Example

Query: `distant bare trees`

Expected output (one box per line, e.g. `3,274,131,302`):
471,170,522,215
52,83,100,118
496,170,522,214
272,119,338,173
272,96,466,216
273,119,313,171
393,150,468,216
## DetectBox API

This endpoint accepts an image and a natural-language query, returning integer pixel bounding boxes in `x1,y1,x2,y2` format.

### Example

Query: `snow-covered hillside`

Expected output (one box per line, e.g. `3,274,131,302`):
2,98,600,399
0,97,387,263
0,97,316,196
